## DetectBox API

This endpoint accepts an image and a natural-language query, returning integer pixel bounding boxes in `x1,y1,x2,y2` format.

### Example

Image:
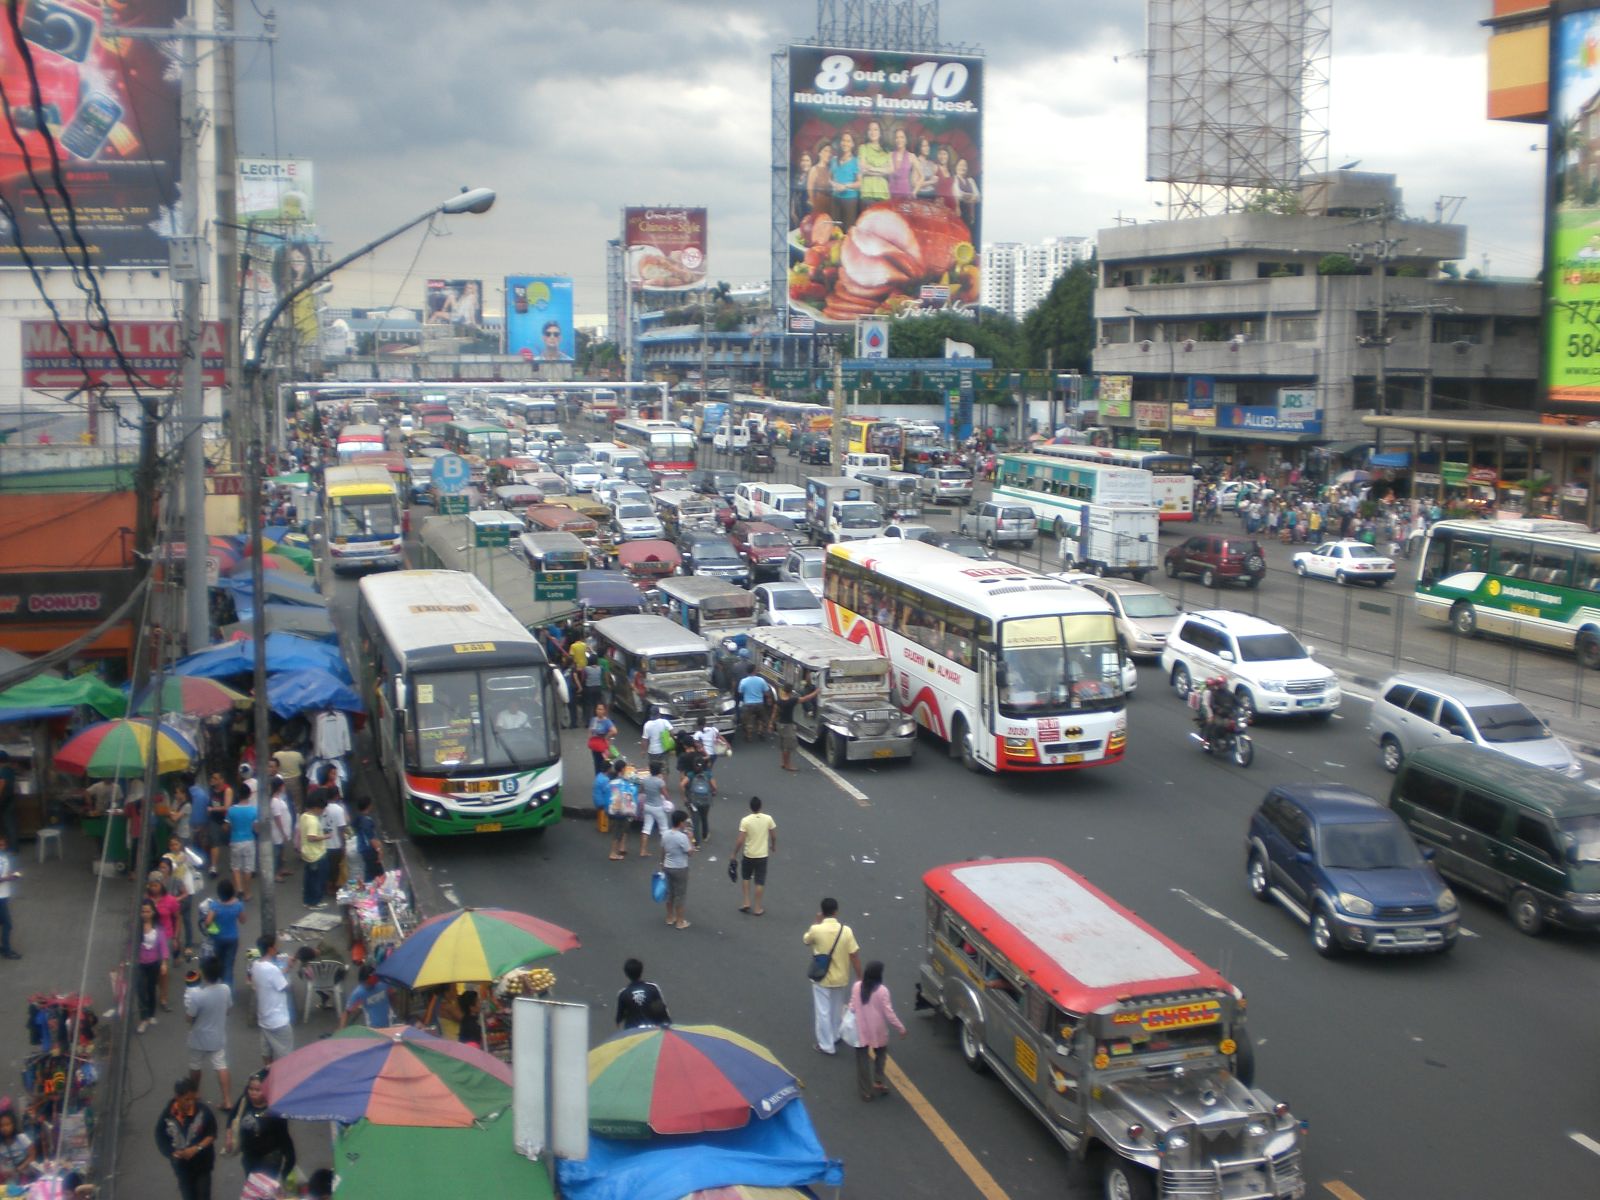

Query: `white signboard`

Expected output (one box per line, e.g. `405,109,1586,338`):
1277,388,1316,413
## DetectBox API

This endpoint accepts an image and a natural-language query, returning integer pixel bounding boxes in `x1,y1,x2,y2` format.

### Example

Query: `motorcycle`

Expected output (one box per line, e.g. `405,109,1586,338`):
1191,712,1254,767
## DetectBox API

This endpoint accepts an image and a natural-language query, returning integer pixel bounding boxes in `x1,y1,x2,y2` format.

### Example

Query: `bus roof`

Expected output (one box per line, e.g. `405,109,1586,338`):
1427,518,1600,548
1002,452,1153,480
324,463,400,497
923,858,1231,1014
828,541,1111,620
358,570,546,672
337,424,384,441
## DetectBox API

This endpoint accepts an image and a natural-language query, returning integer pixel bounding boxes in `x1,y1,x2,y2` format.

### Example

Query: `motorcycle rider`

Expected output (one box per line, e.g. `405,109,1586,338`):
1195,677,1238,751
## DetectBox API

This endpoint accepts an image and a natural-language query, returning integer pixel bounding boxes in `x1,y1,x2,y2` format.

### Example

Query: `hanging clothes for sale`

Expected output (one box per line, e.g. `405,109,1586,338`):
312,709,352,760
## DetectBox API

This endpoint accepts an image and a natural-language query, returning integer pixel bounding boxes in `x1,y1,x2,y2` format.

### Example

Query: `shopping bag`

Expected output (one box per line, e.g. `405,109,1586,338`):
838,1005,862,1048
651,870,668,903
727,858,738,883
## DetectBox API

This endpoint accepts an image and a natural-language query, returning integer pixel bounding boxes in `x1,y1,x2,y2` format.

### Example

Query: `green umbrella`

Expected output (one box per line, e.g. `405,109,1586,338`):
333,1111,555,1197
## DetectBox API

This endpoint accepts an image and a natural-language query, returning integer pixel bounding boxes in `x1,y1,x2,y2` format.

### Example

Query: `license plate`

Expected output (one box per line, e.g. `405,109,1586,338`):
1062,753,1085,764
1297,698,1322,708
462,780,498,794
1394,927,1425,942
873,748,894,758
474,822,503,834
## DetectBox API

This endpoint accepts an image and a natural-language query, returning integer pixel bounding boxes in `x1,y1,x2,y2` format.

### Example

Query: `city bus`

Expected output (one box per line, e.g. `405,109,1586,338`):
691,401,729,441
441,420,512,462
823,540,1127,773
613,418,696,472
321,463,405,573
1416,518,1600,666
846,416,904,470
335,423,387,463
1034,444,1195,522
414,401,454,428
357,569,564,836
993,453,1161,578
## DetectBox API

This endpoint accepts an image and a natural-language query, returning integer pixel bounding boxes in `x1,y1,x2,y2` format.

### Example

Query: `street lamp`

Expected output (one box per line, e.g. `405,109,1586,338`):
241,186,496,932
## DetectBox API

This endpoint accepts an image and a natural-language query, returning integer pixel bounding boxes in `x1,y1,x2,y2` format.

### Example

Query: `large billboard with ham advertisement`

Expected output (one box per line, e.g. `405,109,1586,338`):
624,207,708,291
0,0,182,268
786,45,983,329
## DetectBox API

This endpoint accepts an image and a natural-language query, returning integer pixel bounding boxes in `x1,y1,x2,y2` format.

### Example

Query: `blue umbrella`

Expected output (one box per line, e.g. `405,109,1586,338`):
265,668,364,719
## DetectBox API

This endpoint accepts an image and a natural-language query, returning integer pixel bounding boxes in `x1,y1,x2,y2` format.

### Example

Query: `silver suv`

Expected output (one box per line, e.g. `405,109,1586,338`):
960,500,1035,549
918,466,973,506
1367,671,1582,777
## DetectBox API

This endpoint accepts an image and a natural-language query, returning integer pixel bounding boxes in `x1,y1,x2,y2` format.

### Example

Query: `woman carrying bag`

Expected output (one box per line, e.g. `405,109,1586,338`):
844,960,905,1102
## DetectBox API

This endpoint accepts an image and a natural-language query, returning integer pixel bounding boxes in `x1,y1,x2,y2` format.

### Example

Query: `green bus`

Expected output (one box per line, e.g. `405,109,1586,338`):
441,420,511,462
1416,518,1600,666
992,454,1161,579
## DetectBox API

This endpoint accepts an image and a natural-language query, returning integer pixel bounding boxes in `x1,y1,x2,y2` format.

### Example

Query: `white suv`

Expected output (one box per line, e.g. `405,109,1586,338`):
1159,610,1340,720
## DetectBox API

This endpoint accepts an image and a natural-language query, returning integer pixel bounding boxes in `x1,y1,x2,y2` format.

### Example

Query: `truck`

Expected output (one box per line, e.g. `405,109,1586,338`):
803,476,884,545
1055,502,1162,580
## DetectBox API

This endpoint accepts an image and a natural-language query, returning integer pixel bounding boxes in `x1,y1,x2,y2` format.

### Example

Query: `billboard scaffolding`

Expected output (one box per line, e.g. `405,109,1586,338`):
1147,0,1330,217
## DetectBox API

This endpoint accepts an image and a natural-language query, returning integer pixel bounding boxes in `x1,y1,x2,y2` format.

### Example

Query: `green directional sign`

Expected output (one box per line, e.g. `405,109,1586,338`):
770,369,812,390
534,570,578,602
867,366,915,391
436,495,471,515
475,524,512,548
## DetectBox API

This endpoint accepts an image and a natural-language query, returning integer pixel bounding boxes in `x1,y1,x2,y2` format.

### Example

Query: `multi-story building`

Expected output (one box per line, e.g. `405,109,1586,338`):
1090,171,1540,464
981,236,1095,320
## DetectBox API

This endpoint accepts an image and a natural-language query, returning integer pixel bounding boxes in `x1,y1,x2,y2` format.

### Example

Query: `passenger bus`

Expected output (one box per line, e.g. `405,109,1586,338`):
845,416,904,470
321,464,405,573
357,570,564,836
1034,444,1195,522
520,397,560,426
583,389,624,424
414,401,454,428
441,420,512,462
335,423,387,463
691,401,729,442
1416,519,1600,667
613,418,696,472
823,540,1127,773
993,454,1161,579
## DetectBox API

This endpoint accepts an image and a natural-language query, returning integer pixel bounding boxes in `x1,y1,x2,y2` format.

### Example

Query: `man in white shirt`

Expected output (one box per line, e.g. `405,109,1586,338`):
0,835,20,959
250,934,294,1064
322,795,349,893
268,781,294,883
641,711,675,777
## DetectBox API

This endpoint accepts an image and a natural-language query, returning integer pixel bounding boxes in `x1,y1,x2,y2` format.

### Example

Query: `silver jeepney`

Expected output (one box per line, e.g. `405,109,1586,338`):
747,626,917,766
589,614,737,734
916,858,1305,1200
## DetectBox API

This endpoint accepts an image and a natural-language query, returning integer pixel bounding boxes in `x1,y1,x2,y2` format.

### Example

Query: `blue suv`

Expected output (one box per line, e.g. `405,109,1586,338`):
1245,784,1459,956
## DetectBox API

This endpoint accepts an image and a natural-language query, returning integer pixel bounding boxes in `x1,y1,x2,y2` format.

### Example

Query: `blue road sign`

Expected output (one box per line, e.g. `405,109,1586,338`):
431,453,470,495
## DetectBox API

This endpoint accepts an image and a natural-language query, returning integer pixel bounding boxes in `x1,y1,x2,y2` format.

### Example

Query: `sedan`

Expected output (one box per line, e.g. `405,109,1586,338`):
753,582,824,627
1292,540,1396,586
564,462,606,493
927,533,991,561
884,523,937,543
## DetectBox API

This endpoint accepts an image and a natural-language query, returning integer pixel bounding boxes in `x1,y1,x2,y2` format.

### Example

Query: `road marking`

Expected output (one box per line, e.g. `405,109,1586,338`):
1322,1182,1367,1200
884,1059,1012,1200
1569,1131,1600,1157
798,748,871,806
1170,888,1291,960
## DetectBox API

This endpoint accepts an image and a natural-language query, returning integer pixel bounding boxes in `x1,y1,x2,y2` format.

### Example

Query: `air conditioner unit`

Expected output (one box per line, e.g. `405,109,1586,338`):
1183,339,1196,352
1140,340,1153,353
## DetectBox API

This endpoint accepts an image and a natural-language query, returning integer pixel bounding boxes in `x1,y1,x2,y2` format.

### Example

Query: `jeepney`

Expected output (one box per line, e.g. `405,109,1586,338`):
917,858,1305,1200
657,576,757,642
616,539,681,604
747,626,916,766
589,614,737,733
653,490,720,540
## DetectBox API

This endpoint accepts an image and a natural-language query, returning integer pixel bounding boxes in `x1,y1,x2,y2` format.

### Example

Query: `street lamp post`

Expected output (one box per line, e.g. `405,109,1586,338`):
241,187,495,933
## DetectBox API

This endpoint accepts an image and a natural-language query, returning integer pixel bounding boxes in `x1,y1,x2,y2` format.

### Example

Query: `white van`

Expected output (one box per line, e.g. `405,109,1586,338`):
842,452,891,479
733,482,806,521
713,425,751,452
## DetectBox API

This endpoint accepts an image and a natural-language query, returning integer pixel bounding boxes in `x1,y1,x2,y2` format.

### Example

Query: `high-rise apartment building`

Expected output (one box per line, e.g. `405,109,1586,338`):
980,236,1096,320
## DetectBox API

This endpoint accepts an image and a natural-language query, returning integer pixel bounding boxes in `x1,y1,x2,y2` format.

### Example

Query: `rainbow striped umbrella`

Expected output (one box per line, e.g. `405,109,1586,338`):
132,675,249,719
264,1025,511,1127
373,908,580,989
587,1025,800,1138
53,718,195,777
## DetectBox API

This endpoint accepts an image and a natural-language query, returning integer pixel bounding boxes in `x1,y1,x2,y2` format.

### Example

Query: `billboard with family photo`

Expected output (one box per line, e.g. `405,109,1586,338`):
505,275,574,360
424,279,484,328
786,44,984,329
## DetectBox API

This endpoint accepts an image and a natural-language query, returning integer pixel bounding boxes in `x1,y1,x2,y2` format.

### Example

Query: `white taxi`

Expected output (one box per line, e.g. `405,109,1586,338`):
1291,539,1396,586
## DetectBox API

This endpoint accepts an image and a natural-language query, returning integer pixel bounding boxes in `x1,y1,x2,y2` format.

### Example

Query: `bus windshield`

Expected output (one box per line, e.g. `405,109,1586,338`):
412,669,557,772
999,614,1122,716
332,496,400,538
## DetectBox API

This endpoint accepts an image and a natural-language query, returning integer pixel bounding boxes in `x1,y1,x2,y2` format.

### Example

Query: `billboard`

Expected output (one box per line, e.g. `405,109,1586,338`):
424,279,484,328
238,158,314,223
623,207,707,291
1546,4,1600,405
1098,375,1133,419
505,275,574,360
240,240,324,348
0,0,183,268
786,45,984,328
23,319,226,388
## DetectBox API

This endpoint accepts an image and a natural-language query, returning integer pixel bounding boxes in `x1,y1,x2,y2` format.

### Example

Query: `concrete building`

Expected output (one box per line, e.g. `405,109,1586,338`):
1089,171,1540,464
981,236,1095,320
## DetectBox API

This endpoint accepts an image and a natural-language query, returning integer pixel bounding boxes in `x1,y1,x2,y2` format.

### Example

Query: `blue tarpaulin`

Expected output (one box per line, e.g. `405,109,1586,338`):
265,668,364,719
173,633,353,684
555,1099,843,1200
0,706,71,725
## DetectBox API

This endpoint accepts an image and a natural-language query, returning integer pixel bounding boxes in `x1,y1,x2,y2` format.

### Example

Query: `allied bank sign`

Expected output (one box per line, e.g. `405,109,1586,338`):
1217,405,1322,435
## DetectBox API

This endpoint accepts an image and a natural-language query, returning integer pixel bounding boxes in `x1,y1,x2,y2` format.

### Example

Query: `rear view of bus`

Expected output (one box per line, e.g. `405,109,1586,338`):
323,464,405,573
358,571,563,836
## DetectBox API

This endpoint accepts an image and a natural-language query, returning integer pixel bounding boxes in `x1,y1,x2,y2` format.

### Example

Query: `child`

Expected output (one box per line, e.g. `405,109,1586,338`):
352,797,381,882
607,764,639,861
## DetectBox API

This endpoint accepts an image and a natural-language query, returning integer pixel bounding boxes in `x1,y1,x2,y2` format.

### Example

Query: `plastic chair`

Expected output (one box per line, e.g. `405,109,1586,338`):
300,960,347,1023
35,828,62,863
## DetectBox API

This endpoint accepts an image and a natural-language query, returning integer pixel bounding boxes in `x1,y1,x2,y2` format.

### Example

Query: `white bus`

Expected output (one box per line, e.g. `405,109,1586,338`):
823,540,1127,773
993,454,1160,579
1033,444,1195,522
356,570,564,837
613,418,696,472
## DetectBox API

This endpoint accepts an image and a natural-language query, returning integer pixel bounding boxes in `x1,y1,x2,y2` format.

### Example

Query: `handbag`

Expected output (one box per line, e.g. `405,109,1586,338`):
727,858,738,883
838,1003,862,1049
587,733,610,754
651,870,668,904
807,925,845,983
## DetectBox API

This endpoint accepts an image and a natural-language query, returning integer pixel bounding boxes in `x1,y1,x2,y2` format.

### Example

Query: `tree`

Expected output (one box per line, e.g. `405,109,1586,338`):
885,310,1025,366
1317,253,1358,276
1022,263,1096,372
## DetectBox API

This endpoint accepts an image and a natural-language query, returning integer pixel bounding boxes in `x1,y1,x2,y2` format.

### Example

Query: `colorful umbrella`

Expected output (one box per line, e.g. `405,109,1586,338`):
587,1025,800,1138
132,676,249,719
332,1111,554,1196
53,718,195,777
227,553,309,577
264,1025,512,1127
374,908,580,989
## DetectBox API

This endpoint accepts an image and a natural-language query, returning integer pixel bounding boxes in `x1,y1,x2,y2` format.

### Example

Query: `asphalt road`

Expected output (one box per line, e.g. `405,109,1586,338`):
321,443,1600,1200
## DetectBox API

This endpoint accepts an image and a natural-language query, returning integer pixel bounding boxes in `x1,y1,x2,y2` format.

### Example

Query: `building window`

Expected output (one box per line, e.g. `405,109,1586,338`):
1107,267,1144,288
1433,318,1482,345
1278,317,1317,341
1191,259,1232,282
1101,323,1131,344
1150,266,1185,285
1257,262,1305,279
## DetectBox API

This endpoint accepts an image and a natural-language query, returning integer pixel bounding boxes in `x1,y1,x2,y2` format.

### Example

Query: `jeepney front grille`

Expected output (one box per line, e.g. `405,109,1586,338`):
1160,1151,1299,1200
1043,739,1101,756
849,709,896,737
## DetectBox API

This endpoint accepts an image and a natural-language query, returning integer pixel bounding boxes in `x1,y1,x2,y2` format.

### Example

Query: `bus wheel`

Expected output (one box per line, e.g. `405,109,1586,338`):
951,719,981,773
1579,630,1600,670
1450,602,1477,637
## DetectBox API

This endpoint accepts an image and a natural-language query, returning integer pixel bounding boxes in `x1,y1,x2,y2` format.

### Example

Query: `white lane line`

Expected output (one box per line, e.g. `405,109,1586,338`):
1569,1132,1600,1157
798,748,871,806
1171,887,1292,960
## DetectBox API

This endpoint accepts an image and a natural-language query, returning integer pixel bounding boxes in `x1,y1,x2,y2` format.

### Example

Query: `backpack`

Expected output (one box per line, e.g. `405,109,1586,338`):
688,772,712,801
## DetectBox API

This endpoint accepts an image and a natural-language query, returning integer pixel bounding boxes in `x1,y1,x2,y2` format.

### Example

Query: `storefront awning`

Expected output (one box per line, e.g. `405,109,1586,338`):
1371,451,1412,468
1325,440,1371,456
1196,427,1323,445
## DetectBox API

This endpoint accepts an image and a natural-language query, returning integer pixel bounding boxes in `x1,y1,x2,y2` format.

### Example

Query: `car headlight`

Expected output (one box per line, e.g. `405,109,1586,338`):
721,698,736,711
1437,888,1457,913
1258,679,1287,693
1004,737,1031,750
1337,891,1375,917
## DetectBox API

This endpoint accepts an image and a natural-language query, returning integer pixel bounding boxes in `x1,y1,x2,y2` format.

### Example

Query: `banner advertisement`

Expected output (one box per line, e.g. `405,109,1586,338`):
1098,375,1132,420
1171,405,1217,430
0,0,182,268
1186,375,1216,409
1547,5,1600,403
1133,401,1171,431
1216,405,1323,435
240,240,325,348
623,207,707,291
857,318,889,358
22,319,226,388
786,44,984,329
0,570,137,624
425,279,484,328
505,275,574,361
237,158,314,223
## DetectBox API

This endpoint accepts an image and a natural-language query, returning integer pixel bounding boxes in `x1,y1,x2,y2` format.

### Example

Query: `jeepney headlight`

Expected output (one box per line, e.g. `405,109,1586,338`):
1246,1122,1268,1139
1163,1133,1190,1152
1337,891,1375,917
721,698,737,711
896,718,916,736
1437,888,1457,912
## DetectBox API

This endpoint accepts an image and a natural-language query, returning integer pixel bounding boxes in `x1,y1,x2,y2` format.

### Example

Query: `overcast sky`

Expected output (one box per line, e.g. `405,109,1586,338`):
233,0,1544,317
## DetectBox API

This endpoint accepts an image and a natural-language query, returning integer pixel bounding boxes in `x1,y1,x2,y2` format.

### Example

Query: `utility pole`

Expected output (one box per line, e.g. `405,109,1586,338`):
1351,210,1402,453
177,20,209,652
829,342,845,468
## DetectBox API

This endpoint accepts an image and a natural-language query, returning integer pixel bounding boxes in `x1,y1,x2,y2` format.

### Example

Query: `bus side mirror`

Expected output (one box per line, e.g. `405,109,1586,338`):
994,663,1009,687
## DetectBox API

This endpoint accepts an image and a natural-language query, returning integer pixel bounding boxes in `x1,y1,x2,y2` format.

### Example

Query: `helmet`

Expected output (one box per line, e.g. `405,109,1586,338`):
1207,676,1227,688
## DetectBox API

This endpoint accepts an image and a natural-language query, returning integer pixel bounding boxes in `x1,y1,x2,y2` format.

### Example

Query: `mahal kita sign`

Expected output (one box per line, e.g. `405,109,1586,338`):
23,320,227,389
